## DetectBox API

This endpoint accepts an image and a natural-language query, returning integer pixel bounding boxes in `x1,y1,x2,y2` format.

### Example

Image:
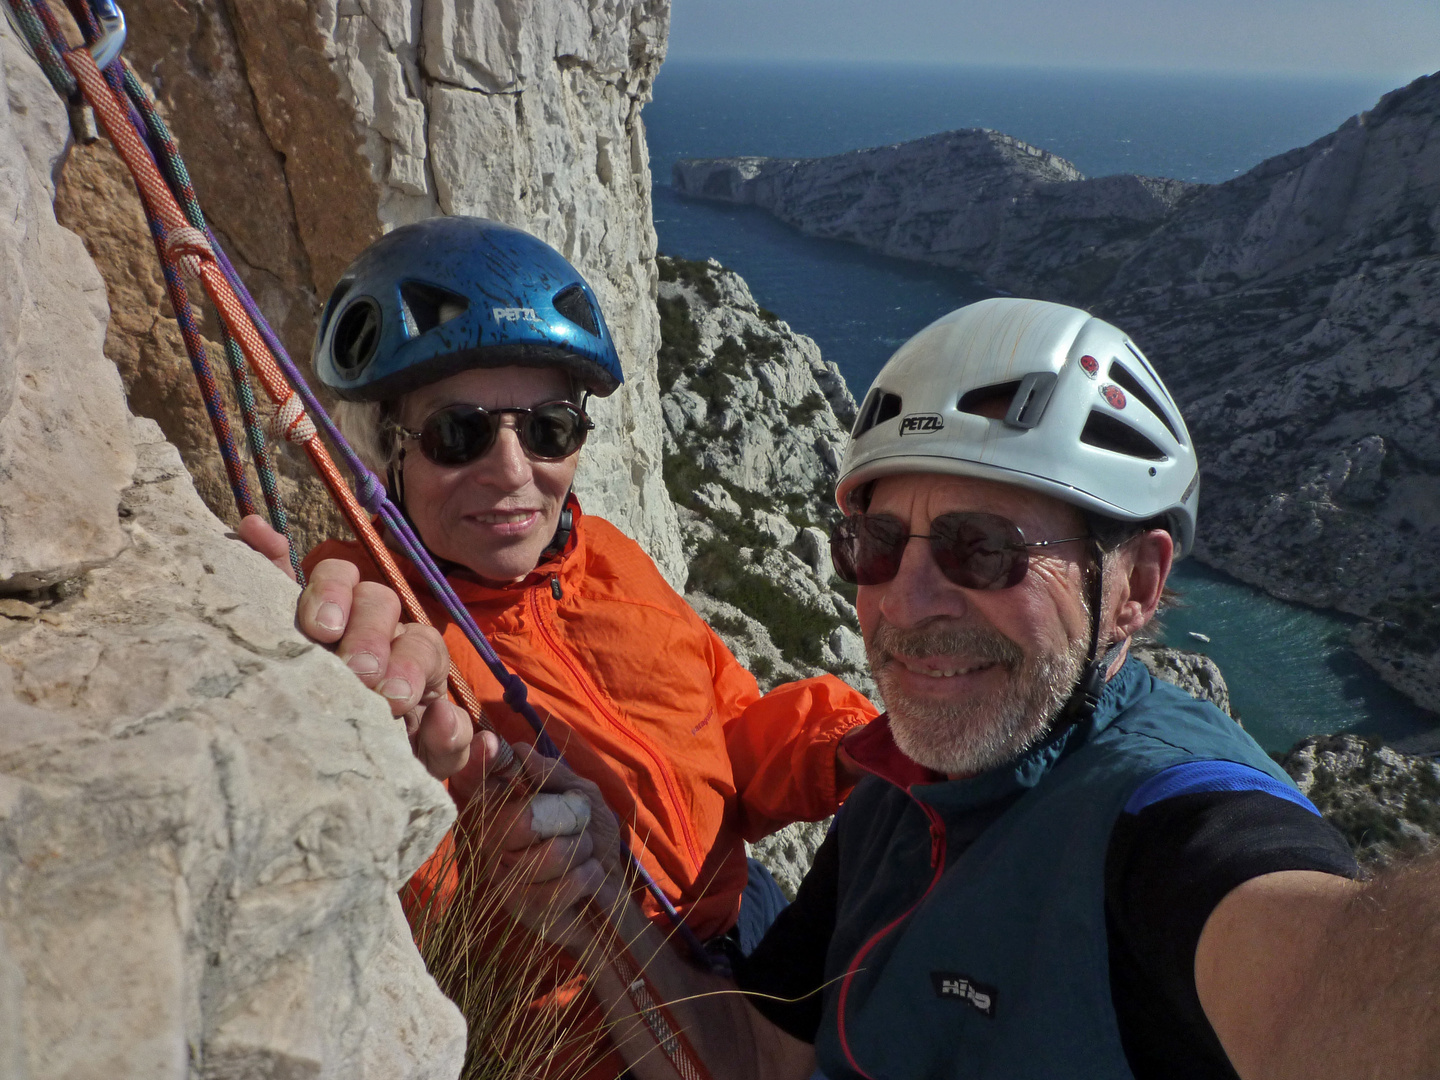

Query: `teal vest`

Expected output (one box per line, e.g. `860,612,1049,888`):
818,658,1296,1080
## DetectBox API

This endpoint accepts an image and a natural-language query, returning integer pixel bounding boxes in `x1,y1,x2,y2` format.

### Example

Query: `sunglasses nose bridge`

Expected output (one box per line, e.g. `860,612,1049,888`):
875,535,974,626
483,419,535,475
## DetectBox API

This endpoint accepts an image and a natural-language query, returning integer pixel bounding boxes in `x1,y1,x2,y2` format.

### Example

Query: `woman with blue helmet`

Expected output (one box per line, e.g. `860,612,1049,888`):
241,216,875,1078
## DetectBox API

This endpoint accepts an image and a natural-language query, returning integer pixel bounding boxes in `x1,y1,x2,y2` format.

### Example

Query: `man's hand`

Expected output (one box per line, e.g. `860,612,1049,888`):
235,514,471,782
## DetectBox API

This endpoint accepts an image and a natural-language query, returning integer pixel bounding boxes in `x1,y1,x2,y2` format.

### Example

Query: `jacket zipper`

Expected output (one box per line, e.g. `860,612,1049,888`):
835,800,948,1080
525,578,709,873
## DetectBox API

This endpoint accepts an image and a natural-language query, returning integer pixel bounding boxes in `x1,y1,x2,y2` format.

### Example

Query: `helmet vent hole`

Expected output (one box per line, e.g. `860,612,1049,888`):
319,277,354,342
958,380,1021,420
1106,362,1180,442
400,281,470,338
1081,412,1167,461
553,284,599,336
853,389,903,437
331,298,382,375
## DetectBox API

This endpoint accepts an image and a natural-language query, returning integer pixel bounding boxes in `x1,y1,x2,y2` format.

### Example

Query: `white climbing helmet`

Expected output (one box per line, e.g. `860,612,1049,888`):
836,297,1199,557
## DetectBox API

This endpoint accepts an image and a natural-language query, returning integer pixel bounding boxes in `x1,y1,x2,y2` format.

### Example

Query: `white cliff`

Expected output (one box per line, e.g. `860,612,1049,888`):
672,130,1194,302
319,0,684,581
59,0,686,585
0,18,464,1078
1098,73,1440,712
656,256,870,696
1283,734,1440,867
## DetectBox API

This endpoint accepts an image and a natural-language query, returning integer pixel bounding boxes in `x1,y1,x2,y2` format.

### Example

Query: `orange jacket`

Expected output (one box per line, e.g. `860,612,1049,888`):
306,499,877,938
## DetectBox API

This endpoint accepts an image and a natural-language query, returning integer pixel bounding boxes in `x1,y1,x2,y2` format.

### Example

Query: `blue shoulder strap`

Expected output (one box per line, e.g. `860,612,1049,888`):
1123,758,1320,816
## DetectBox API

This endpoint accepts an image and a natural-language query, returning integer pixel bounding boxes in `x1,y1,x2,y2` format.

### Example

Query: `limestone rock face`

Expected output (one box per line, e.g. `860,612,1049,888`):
1283,734,1440,867
57,0,685,582
673,131,1195,303
656,256,874,697
1,29,464,1079
1097,74,1440,714
1131,641,1234,718
0,22,132,591
318,0,683,579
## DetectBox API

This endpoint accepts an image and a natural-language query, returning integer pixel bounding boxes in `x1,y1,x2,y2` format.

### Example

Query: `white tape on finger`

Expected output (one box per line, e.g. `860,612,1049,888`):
529,791,592,839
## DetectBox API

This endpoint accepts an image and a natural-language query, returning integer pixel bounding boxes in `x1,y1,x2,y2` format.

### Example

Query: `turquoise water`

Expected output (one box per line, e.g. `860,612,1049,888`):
1160,562,1436,754
645,61,1440,751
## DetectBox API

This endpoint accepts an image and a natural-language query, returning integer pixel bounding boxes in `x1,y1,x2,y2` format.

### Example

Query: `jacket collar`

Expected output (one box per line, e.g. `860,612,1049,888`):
843,656,1152,811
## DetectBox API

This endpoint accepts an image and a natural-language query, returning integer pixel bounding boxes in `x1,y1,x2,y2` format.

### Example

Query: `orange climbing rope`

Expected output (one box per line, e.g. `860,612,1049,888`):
63,45,496,734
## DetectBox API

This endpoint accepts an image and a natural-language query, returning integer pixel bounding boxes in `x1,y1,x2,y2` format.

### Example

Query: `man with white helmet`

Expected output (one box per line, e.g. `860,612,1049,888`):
486,298,1440,1079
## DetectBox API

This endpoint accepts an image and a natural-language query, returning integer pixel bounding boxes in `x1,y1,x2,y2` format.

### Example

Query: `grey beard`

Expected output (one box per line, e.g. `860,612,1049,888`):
868,619,1089,777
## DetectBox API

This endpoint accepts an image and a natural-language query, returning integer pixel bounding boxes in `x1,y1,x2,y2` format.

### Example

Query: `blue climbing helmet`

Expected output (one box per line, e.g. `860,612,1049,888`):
314,216,623,401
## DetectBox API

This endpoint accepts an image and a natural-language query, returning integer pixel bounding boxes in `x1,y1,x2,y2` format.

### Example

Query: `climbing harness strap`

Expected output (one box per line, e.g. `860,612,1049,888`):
6,3,721,1074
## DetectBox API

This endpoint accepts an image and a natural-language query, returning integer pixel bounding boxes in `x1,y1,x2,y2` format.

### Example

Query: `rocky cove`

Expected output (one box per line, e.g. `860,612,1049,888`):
673,78,1440,716
3,0,1440,1074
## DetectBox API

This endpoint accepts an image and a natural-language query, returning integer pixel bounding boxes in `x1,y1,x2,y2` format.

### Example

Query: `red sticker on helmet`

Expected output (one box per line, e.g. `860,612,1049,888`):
1102,384,1127,410
1079,354,1099,378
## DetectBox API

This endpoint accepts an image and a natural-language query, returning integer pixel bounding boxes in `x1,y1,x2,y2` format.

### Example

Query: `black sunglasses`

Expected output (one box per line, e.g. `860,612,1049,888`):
830,512,1088,590
395,401,594,466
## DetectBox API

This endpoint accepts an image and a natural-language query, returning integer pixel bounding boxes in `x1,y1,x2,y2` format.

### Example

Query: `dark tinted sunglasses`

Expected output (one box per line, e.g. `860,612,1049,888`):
396,401,594,466
830,512,1088,590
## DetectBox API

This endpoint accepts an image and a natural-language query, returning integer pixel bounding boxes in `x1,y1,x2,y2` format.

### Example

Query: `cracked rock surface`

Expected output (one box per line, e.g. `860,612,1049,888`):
56,0,684,582
1283,734,1440,868
0,20,132,590
655,256,871,696
1,27,463,1079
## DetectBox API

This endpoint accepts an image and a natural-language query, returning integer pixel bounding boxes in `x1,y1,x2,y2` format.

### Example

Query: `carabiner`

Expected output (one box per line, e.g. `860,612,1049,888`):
85,0,124,69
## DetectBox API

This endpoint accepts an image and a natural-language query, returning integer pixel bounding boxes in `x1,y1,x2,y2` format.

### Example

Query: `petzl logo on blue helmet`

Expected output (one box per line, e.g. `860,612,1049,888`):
314,217,624,402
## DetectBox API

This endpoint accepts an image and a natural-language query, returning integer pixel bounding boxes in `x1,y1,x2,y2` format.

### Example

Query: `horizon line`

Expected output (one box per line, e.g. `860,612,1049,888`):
658,54,1432,85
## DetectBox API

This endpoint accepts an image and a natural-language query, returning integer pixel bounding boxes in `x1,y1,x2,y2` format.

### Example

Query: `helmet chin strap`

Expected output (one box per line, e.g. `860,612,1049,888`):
1061,538,1128,724
544,499,575,556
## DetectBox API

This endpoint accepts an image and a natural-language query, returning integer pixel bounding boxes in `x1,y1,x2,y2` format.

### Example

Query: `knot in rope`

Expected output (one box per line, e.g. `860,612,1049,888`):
355,470,387,513
164,224,212,278
268,392,316,444
499,671,530,710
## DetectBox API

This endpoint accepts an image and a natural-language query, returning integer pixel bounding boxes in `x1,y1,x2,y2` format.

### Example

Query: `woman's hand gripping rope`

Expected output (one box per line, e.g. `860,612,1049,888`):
235,513,615,869
459,737,624,917
237,514,472,782
238,525,706,1079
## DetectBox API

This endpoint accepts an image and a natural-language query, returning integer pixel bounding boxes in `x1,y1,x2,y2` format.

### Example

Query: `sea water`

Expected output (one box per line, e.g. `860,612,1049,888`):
646,60,1438,753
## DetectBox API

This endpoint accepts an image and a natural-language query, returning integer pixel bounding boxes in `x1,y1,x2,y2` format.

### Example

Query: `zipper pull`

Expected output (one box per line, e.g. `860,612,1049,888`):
930,823,945,869
550,576,563,600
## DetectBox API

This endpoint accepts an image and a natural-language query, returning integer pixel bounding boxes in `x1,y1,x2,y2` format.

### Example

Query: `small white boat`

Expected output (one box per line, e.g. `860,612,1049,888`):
1187,631,1211,643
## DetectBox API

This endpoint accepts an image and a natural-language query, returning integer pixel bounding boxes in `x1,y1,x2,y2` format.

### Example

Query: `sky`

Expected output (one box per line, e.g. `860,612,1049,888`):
666,0,1440,81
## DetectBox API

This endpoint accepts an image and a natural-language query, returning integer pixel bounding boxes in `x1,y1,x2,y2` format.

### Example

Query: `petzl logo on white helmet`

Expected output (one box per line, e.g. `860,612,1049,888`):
899,413,944,435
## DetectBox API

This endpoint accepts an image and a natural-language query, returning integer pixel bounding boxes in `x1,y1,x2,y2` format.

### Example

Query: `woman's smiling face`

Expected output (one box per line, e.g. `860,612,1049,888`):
395,365,580,584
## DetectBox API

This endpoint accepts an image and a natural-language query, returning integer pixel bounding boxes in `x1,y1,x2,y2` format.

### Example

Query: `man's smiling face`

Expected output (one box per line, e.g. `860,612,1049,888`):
857,473,1094,778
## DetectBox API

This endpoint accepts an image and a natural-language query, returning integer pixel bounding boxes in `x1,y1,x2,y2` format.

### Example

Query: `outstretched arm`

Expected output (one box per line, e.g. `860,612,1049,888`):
1196,860,1440,1078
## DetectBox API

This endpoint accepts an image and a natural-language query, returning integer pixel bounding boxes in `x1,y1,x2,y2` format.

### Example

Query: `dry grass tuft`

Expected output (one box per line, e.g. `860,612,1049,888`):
410,786,631,1080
